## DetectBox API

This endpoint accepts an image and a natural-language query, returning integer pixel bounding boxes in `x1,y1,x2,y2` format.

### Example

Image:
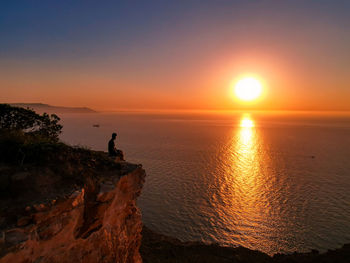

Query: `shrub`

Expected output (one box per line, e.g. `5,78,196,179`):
0,104,63,164
0,104,62,141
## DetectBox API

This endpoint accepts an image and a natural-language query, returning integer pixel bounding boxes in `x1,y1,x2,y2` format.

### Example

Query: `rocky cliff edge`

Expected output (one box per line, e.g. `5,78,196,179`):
0,146,145,263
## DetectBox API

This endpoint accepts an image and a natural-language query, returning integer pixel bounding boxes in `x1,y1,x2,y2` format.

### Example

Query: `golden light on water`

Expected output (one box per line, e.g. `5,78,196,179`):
218,114,267,246
222,114,261,203
240,117,255,128
235,115,259,177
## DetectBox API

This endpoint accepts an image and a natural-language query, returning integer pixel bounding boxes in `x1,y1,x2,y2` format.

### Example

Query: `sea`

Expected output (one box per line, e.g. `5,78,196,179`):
59,111,350,255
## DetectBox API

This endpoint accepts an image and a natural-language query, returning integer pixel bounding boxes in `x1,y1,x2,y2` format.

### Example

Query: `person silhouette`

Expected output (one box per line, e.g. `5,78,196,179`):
108,132,124,160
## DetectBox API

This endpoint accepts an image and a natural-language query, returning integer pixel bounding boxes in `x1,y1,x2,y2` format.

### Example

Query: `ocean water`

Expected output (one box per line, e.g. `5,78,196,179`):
59,111,350,255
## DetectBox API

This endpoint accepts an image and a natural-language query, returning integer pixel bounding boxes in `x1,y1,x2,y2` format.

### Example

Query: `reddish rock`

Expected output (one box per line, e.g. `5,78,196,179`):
17,216,32,227
4,229,28,245
33,203,46,212
1,166,145,263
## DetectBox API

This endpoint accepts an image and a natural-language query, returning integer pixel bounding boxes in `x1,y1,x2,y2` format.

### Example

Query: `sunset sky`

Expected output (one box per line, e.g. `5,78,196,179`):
1,1,349,111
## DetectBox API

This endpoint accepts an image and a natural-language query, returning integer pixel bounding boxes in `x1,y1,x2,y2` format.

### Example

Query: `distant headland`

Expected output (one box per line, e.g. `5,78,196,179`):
9,103,97,114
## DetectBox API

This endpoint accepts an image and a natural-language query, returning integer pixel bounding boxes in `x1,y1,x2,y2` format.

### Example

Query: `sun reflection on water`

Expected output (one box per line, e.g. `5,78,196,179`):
240,117,255,128
238,118,254,150
219,114,268,247
236,115,259,175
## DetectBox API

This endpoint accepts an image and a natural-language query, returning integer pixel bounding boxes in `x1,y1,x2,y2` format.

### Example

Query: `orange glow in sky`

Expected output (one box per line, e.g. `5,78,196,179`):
1,2,350,112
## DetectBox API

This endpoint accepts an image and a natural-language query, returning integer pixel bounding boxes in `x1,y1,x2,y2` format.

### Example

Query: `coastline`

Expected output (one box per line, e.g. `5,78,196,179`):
141,226,350,263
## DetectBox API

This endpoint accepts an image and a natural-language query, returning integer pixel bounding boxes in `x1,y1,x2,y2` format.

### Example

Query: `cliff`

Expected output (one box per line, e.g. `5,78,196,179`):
0,145,145,263
1,142,350,263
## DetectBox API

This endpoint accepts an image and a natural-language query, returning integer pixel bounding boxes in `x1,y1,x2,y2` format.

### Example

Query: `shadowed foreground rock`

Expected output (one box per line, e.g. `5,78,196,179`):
141,226,350,263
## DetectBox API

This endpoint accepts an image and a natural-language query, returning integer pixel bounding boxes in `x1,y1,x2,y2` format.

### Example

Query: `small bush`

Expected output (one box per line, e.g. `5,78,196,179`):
0,104,63,164
0,130,64,164
0,104,62,142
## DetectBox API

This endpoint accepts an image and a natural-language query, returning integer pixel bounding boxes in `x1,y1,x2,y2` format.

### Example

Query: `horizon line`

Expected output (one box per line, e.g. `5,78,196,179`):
3,102,350,114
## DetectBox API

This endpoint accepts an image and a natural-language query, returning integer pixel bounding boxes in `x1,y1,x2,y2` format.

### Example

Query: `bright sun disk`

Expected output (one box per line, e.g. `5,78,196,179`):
234,77,262,102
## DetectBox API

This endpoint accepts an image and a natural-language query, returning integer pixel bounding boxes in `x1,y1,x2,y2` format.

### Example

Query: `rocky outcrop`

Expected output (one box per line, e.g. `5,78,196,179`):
0,148,145,263
141,226,271,263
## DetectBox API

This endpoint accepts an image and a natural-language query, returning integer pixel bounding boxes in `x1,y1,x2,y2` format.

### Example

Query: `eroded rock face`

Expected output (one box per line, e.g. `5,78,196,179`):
0,166,145,263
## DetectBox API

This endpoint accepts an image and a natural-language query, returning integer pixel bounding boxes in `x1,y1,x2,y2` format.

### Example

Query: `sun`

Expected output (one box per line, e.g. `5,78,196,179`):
234,77,262,102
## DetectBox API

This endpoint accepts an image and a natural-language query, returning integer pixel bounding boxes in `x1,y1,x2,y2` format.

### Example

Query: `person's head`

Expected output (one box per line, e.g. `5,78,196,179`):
112,132,117,139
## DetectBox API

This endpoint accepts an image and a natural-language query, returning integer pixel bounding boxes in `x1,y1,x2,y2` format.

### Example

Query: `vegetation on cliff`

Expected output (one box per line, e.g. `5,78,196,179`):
0,103,63,164
0,104,125,226
0,104,144,262
0,104,62,140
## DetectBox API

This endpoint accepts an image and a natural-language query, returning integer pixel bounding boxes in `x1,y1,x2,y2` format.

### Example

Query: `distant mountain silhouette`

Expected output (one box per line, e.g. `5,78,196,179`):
10,103,97,113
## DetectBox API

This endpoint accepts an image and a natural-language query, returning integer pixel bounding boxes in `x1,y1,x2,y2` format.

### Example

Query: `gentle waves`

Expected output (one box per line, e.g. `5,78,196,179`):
60,111,350,255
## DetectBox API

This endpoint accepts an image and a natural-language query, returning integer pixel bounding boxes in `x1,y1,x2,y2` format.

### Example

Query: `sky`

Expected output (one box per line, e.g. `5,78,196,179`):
1,0,349,111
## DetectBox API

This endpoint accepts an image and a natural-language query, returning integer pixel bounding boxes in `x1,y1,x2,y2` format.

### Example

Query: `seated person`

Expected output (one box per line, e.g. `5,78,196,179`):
108,132,124,160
